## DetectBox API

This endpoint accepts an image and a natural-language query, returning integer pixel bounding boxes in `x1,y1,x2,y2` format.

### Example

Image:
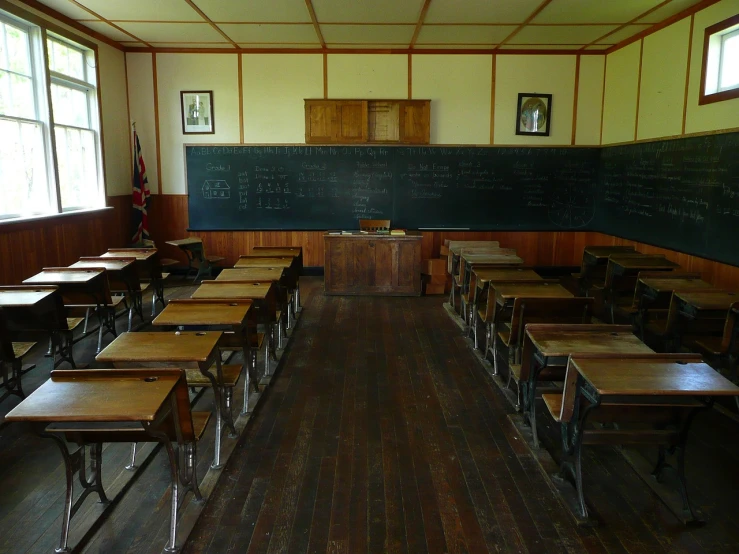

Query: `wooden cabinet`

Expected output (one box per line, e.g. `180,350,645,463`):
324,233,422,296
305,99,430,144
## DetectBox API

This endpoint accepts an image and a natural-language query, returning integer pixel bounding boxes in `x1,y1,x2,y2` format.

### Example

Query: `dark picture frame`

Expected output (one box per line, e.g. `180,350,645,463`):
515,93,552,137
181,90,215,134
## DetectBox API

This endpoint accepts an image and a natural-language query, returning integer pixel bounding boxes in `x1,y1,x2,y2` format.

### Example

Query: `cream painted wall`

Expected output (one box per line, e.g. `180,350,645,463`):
327,54,407,98
242,54,323,144
126,53,159,194
156,54,240,195
638,18,690,140
494,55,576,145
685,0,739,134
575,56,605,145
413,55,492,144
601,41,641,145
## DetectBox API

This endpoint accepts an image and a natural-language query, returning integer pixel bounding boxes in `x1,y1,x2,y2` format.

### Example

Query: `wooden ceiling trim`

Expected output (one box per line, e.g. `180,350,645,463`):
605,0,721,55
410,0,433,48
123,45,606,55
183,0,239,48
6,0,124,50
580,0,672,50
495,0,554,49
304,0,326,48
66,0,153,47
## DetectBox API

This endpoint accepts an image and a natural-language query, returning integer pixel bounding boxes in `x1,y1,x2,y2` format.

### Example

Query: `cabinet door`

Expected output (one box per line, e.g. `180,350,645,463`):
336,101,368,143
305,100,337,143
399,100,430,144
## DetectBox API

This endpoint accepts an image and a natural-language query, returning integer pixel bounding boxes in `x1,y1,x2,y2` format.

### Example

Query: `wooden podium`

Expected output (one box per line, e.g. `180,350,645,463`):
323,232,422,296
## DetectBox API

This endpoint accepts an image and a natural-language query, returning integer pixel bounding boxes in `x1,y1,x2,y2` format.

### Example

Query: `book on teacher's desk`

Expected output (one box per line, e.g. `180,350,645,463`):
390,229,406,235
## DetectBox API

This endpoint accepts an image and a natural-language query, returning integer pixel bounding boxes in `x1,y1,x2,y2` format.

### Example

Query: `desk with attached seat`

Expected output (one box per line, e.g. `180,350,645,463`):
166,238,224,283
102,248,170,315
96,331,231,468
4,368,209,553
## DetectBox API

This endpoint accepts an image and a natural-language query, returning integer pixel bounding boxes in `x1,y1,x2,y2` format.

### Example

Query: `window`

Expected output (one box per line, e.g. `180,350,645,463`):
700,14,739,105
0,9,103,222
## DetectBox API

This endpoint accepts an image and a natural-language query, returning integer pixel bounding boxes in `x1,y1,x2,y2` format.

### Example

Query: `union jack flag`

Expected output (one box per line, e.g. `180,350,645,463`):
131,130,150,244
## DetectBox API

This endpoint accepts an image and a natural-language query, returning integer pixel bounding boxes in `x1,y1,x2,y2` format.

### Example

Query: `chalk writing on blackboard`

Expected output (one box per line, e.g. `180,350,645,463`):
202,180,230,199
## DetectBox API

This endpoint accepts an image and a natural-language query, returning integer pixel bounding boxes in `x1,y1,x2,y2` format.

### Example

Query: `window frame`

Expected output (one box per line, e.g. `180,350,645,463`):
699,13,739,106
0,0,107,223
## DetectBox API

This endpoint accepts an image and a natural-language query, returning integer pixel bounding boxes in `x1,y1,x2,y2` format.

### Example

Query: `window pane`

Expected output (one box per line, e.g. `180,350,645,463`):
0,118,52,217
55,125,99,210
0,70,34,119
48,38,85,81
6,24,31,75
719,33,739,90
51,83,89,127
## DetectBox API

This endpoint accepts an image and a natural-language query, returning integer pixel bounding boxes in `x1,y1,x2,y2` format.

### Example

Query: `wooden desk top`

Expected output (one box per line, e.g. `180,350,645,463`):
192,282,272,300
0,288,57,307
152,300,252,326
165,238,202,247
572,357,739,396
461,253,523,264
24,268,104,285
217,268,285,282
70,259,135,271
233,258,293,269
474,268,541,284
449,242,499,255
493,282,572,300
527,328,653,358
4,369,180,422
675,290,739,310
609,256,679,270
583,246,637,259
96,331,222,363
252,247,301,256
102,249,156,261
638,277,713,293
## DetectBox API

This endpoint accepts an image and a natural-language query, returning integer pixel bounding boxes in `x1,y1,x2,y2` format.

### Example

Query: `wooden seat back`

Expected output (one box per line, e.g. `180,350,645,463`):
504,297,594,349
557,353,704,424
359,219,390,231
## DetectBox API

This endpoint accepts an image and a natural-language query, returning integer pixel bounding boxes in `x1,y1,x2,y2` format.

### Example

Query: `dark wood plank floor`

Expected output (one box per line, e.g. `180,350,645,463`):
182,280,739,554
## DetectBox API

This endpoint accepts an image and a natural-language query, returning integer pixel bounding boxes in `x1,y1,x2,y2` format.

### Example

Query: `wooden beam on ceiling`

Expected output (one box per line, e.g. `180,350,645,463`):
495,0,554,49
580,0,673,51
67,0,153,47
184,0,239,49
409,0,433,49
304,0,326,49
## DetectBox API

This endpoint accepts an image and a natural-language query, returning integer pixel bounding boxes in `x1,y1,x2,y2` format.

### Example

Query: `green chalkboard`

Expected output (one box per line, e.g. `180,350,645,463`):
596,132,739,266
185,145,600,231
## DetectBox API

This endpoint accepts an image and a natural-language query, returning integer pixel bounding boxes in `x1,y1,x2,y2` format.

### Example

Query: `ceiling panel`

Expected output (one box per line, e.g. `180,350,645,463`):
636,0,704,24
533,0,665,24
218,24,319,43
80,21,140,42
328,43,409,49
412,44,496,50
238,43,320,49
321,25,415,44
36,0,95,21
416,25,513,45
584,45,612,50
312,0,425,23
425,0,544,24
594,24,652,44
150,43,235,48
115,22,225,42
510,25,618,44
193,0,311,23
74,0,203,22
120,42,147,48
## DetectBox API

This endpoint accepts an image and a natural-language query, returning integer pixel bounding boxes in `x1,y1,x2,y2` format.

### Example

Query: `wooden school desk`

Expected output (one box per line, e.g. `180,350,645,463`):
519,324,653,447
251,247,303,308
472,268,542,352
96,331,232,468
4,368,204,553
192,281,278,373
458,252,524,320
217,267,293,332
577,245,638,293
668,290,739,351
102,248,169,314
153,299,258,413
633,273,712,336
558,354,739,521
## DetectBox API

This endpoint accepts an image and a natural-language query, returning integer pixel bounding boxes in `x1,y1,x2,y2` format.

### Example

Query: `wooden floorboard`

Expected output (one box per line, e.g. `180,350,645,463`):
3,278,739,553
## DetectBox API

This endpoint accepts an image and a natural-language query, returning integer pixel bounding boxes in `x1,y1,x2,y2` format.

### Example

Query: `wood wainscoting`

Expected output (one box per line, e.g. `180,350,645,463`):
149,194,739,290
0,195,131,284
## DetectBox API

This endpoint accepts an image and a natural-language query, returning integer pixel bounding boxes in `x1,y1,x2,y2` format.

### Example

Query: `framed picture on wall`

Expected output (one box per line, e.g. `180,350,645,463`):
181,91,214,134
515,93,552,136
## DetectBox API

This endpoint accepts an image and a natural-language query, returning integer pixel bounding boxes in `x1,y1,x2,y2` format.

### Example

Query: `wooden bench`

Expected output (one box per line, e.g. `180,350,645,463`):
5,367,210,553
541,353,739,522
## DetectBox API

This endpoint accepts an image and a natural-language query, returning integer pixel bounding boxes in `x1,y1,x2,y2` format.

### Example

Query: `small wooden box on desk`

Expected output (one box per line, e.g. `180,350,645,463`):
323,232,422,296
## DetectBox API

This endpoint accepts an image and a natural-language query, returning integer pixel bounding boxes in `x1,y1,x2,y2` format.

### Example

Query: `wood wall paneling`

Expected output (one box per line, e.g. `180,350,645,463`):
0,196,132,285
